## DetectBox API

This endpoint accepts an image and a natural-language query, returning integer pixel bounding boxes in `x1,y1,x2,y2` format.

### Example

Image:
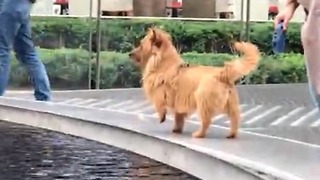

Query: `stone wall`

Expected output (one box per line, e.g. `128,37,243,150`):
133,0,166,17
182,0,216,18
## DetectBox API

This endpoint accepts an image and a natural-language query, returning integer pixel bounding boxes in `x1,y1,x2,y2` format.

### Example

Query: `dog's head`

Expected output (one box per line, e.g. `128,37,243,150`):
128,27,173,70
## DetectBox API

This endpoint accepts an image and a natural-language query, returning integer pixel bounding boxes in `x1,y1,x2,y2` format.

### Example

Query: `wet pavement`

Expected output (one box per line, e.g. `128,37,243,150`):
0,121,199,180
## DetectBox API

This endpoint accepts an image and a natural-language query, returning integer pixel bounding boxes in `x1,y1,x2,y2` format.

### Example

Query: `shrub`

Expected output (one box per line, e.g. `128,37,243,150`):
9,48,306,89
30,17,303,54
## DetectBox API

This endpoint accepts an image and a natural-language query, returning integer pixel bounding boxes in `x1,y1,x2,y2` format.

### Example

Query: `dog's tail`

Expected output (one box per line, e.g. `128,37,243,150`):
219,41,261,84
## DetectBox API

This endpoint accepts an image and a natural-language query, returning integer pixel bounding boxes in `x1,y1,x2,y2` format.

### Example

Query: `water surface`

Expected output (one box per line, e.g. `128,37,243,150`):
0,121,199,180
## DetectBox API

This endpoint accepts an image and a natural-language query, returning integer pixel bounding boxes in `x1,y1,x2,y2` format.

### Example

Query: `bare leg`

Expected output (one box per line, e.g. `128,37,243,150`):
301,1,320,113
172,112,186,133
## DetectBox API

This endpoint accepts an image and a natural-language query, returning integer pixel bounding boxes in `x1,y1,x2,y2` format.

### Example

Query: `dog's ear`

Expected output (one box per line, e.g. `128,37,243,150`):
151,28,162,47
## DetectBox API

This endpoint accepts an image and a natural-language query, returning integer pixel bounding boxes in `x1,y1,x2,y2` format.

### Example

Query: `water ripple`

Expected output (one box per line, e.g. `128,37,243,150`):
0,121,199,180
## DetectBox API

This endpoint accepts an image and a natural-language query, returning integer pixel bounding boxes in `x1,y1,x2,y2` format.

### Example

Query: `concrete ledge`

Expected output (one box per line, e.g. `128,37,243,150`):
6,83,314,106
0,97,316,180
0,97,260,180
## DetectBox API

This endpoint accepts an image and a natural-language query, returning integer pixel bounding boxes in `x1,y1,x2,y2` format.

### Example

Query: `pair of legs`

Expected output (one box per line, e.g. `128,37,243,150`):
268,12,278,20
172,88,240,139
0,0,51,101
300,1,320,111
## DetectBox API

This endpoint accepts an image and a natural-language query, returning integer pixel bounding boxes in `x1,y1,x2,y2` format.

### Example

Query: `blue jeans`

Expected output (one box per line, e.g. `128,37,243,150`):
0,0,51,101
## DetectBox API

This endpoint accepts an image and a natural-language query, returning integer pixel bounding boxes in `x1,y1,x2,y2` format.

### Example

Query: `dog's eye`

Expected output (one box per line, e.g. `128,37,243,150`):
134,41,140,47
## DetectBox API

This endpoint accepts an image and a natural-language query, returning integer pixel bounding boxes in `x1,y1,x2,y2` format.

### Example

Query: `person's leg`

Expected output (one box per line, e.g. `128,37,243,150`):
12,1,51,101
301,0,320,110
0,0,22,96
268,12,272,20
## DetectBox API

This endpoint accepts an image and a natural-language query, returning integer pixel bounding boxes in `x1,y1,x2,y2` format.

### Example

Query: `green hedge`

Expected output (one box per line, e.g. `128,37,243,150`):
30,17,303,54
9,48,307,89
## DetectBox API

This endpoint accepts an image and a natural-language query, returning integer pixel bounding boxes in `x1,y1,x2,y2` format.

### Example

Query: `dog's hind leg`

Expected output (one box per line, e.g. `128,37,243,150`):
172,112,187,134
191,83,216,138
192,94,213,138
192,109,213,138
226,89,241,139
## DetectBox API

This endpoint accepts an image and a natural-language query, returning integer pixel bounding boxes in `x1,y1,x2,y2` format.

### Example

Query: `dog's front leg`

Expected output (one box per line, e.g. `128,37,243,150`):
154,101,167,123
172,112,187,134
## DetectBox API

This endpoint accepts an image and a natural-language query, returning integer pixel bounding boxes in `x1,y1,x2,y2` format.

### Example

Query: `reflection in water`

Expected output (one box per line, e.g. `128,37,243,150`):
0,121,199,180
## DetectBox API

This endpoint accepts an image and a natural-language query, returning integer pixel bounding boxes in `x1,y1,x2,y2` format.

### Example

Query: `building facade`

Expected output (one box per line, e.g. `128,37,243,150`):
31,0,307,22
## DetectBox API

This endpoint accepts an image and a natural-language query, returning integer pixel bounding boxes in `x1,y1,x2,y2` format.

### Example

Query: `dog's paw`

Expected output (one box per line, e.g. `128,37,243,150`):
159,115,166,123
226,133,237,139
192,130,206,138
172,128,183,134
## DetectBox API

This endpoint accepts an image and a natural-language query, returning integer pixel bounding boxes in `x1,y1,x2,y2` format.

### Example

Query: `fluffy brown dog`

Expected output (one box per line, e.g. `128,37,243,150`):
129,27,261,139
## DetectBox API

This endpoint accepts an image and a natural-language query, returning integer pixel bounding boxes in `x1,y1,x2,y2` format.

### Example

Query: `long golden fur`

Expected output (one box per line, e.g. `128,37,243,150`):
129,27,261,139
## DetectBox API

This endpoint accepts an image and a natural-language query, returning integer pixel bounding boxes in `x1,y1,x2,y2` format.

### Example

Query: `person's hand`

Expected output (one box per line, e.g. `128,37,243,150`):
274,10,294,31
274,0,299,31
